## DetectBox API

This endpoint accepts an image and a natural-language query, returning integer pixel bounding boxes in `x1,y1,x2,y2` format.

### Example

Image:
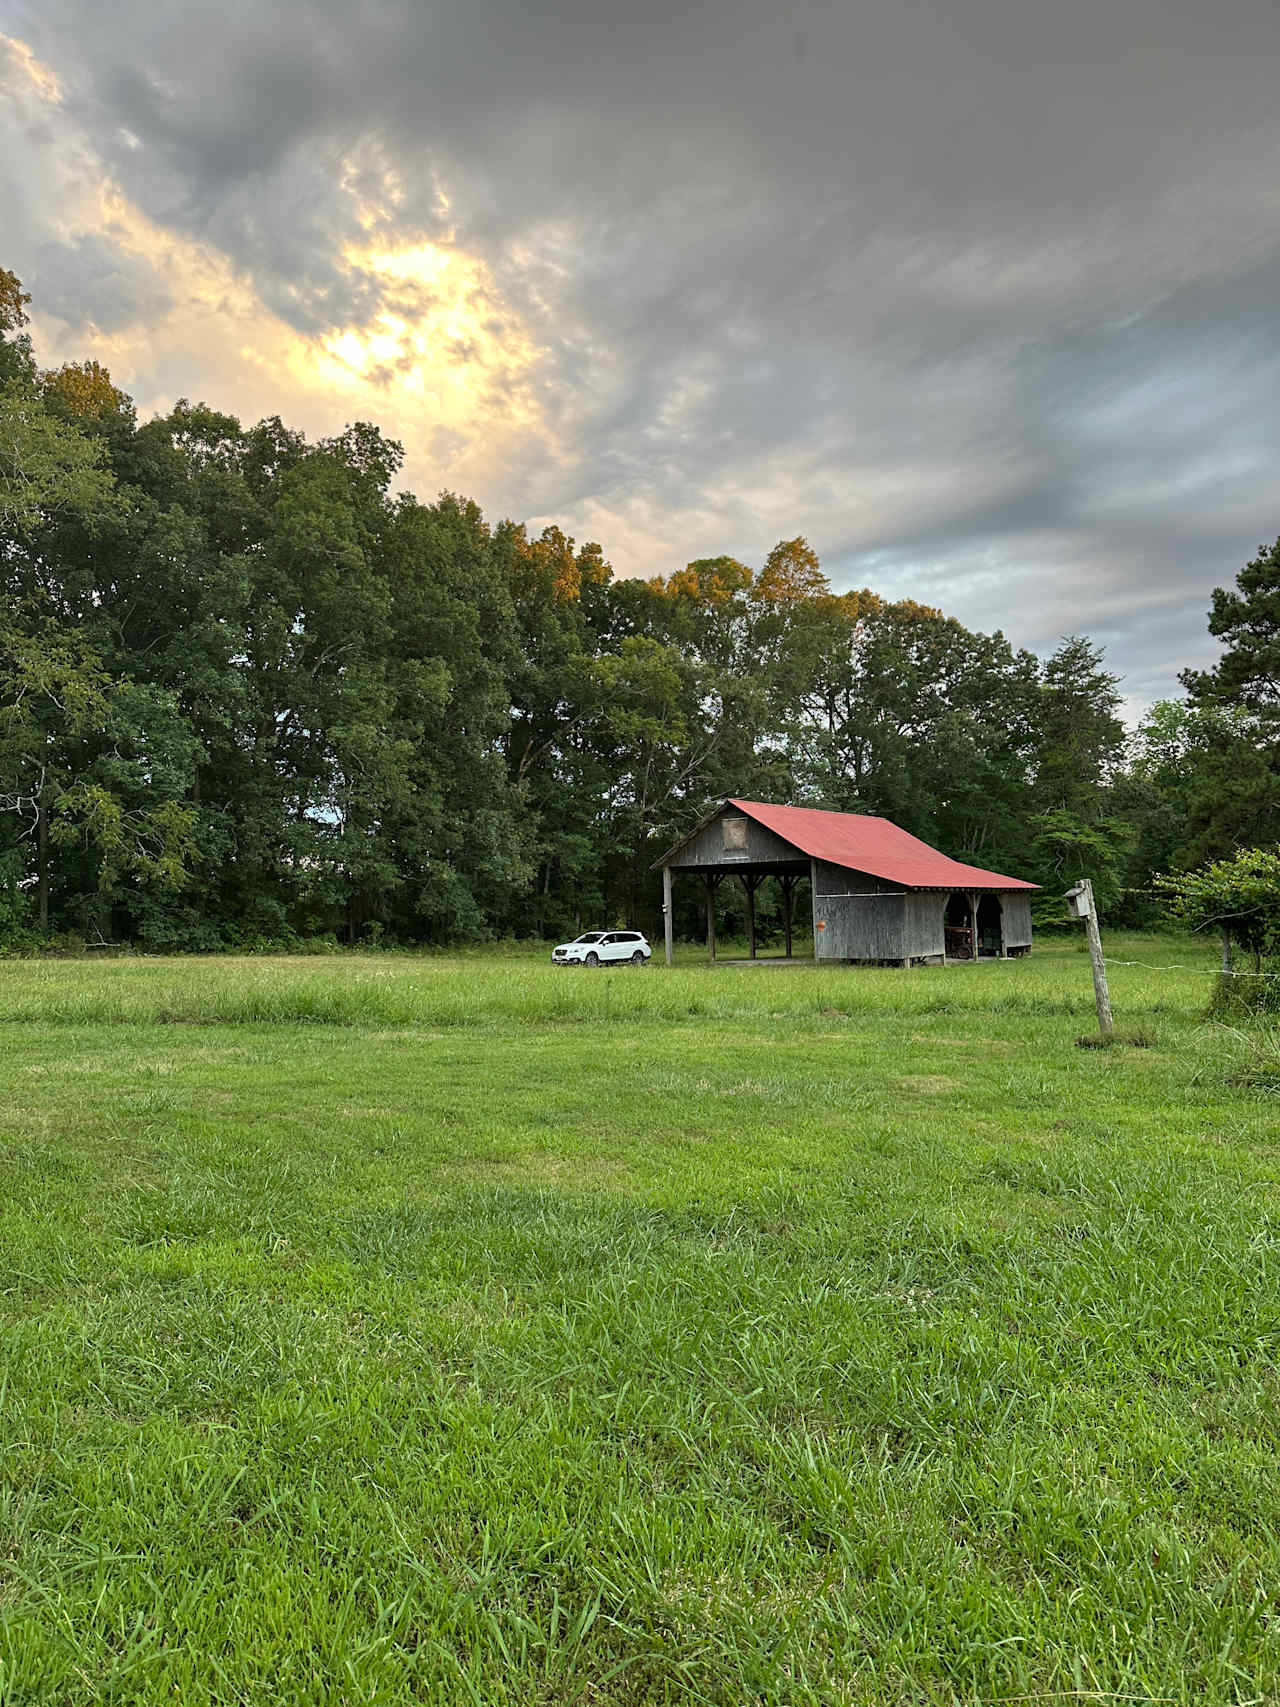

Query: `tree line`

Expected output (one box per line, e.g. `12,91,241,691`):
2,265,1278,951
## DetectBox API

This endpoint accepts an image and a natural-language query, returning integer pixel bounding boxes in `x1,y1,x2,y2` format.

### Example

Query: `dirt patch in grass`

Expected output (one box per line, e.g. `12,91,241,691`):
460,1151,633,1188
909,1033,1013,1053
898,1074,959,1095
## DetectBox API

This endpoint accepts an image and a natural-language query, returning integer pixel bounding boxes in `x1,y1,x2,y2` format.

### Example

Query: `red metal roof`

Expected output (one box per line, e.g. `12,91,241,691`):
729,799,1038,891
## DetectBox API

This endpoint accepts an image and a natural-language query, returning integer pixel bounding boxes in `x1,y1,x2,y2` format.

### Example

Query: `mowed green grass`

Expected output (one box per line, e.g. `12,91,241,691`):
1,937,1278,1705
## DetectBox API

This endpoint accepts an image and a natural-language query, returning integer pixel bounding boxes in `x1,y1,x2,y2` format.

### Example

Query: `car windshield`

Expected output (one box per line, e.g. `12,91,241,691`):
574,933,604,943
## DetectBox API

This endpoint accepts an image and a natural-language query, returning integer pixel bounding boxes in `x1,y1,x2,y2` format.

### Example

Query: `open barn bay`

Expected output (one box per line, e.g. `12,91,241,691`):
2,939,1278,1704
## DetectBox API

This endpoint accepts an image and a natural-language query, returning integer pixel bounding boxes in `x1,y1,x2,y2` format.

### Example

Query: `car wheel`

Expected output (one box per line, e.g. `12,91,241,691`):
585,951,599,967
631,949,645,965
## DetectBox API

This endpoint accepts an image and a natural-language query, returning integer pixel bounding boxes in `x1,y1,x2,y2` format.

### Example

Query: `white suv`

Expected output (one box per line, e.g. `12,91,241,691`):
552,931,652,967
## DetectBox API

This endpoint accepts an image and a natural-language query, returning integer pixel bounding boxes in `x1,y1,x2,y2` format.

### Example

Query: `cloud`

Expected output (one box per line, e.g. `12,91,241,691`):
1,28,60,100
33,232,173,333
1,27,554,509
4,0,1280,707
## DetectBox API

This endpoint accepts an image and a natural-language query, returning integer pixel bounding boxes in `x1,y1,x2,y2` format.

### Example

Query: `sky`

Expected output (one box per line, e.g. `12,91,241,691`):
3,0,1279,714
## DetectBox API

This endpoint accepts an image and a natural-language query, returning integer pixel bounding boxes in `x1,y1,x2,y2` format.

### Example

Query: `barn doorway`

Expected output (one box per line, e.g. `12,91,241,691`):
944,892,974,960
976,894,1003,957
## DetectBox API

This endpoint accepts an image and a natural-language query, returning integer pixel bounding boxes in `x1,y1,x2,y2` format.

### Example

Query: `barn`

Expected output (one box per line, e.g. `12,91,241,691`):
655,799,1038,966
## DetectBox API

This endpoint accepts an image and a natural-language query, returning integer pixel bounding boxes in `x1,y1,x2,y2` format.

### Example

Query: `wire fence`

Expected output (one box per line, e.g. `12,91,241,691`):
1102,957,1280,979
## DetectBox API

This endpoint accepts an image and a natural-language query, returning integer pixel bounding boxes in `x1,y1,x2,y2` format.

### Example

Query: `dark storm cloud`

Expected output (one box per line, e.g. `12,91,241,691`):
6,0,1280,705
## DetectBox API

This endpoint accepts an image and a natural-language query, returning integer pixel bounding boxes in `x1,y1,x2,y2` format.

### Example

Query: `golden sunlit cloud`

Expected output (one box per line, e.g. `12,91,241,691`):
5,36,548,503
1,32,63,103
303,239,543,437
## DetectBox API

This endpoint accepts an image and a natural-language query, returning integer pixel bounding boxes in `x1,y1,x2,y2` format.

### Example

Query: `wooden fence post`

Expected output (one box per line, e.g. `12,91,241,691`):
1065,878,1113,1039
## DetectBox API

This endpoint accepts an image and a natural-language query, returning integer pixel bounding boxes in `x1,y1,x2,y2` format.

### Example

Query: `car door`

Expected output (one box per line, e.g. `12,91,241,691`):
601,932,625,963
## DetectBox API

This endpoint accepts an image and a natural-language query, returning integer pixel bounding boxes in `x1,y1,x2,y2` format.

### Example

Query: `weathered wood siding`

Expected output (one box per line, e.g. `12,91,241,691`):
812,860,900,896
812,886,946,961
814,893,907,960
905,891,946,958
811,861,905,959
669,806,806,870
1001,892,1033,949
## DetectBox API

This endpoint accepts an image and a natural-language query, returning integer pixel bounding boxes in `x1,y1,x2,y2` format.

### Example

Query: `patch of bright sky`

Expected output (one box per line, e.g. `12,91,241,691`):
4,32,550,508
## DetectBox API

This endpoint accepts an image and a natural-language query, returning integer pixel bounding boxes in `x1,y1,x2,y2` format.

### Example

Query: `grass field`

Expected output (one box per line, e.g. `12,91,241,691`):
2,934,1279,1704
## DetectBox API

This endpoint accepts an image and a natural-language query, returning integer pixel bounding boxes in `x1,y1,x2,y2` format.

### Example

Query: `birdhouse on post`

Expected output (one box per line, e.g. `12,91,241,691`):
1063,880,1091,921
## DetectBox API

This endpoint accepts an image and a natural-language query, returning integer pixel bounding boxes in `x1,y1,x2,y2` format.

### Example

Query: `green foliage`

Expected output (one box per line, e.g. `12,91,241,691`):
0,385,113,533
1156,845,1280,959
0,264,35,387
0,617,199,942
1156,845,1280,1015
1176,538,1280,857
1027,808,1135,917
1185,535,1280,719
1035,635,1126,814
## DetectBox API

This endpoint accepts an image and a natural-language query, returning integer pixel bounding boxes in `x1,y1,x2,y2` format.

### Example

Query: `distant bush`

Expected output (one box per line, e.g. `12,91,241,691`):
0,928,90,959
1211,1017,1280,1092
1157,848,1280,1017
1209,962,1280,1019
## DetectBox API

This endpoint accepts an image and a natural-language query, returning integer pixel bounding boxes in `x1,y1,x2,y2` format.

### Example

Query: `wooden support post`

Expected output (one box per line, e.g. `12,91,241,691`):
705,874,718,962
781,876,794,959
1065,878,1113,1040
969,890,978,960
743,874,758,959
1221,927,1233,975
662,864,673,967
1081,878,1113,1039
